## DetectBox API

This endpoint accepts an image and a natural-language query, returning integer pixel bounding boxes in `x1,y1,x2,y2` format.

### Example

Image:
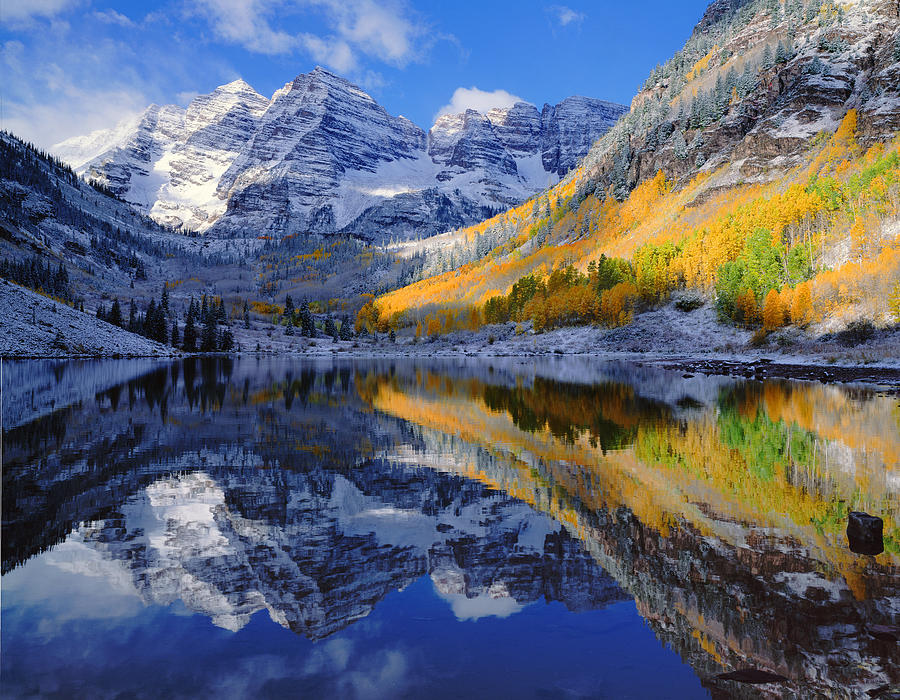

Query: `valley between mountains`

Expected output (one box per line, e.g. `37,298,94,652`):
1,0,899,375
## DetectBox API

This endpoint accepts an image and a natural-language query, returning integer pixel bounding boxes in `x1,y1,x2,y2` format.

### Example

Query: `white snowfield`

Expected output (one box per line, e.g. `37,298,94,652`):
0,280,177,358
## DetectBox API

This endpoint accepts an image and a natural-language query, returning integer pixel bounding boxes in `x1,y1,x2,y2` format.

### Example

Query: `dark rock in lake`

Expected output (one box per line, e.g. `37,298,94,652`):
867,625,900,643
715,668,788,684
848,511,885,556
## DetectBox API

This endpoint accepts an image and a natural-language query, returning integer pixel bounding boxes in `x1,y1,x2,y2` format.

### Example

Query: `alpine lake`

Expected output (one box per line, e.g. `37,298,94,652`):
2,357,898,699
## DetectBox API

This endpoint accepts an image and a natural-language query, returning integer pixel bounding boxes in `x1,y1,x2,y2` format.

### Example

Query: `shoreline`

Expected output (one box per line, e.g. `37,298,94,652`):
4,347,900,389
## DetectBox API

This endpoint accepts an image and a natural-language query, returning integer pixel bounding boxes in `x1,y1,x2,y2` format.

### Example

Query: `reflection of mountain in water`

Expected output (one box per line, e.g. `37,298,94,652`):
4,357,898,697
65,465,624,639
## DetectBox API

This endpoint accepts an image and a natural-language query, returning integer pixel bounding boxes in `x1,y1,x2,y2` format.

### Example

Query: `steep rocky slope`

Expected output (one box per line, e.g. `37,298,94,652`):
581,0,900,192
54,68,626,241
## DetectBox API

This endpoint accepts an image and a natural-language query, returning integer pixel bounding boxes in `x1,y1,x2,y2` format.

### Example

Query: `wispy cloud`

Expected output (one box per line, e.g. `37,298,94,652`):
190,0,431,71
547,4,585,27
93,9,136,28
0,18,235,149
435,87,527,120
0,0,82,26
191,0,298,55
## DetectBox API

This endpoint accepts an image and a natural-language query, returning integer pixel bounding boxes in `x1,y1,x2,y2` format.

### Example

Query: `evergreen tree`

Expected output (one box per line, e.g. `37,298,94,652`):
298,299,315,337
673,130,689,160
183,313,197,352
284,294,294,318
339,315,353,341
200,306,217,352
324,318,337,340
161,283,169,315
96,303,106,321
128,299,138,333
775,40,789,64
243,300,250,329
171,318,180,347
762,44,774,69
219,327,234,352
109,300,123,327
144,299,158,340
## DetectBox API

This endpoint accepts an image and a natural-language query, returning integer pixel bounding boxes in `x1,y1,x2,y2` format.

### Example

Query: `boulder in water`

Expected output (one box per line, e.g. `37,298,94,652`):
848,511,884,556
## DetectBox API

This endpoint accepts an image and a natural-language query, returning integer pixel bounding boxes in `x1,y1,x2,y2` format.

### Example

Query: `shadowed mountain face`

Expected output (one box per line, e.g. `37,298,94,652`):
2,357,898,698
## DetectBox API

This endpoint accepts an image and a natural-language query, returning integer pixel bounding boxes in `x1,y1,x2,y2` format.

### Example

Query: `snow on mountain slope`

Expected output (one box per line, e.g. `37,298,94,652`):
53,68,626,242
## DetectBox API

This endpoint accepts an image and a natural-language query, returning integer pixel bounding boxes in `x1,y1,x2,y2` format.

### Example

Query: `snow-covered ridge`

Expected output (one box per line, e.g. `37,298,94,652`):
53,67,626,241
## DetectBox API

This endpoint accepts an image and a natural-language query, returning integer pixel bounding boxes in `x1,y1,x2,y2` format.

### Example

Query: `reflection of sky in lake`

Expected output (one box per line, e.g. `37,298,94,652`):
3,539,706,699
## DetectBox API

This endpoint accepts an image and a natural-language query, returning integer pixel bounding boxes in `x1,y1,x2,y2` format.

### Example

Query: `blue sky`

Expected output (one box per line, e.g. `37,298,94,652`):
0,0,711,149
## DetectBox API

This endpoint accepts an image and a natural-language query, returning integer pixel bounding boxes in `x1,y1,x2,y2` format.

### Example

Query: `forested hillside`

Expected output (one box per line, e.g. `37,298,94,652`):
362,0,900,342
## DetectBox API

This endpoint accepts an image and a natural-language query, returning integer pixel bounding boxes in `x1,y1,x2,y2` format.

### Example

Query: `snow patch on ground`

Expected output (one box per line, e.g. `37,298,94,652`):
0,280,177,359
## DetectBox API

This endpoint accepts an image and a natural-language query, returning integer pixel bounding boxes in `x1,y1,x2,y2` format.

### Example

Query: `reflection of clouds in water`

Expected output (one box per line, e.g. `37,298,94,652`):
208,655,294,700
208,641,411,700
3,540,145,636
432,570,525,621
437,590,525,621
340,649,410,700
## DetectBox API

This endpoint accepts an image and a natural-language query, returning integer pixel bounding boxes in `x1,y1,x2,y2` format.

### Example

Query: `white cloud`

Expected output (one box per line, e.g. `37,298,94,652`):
299,33,357,73
192,0,298,55
176,90,201,105
0,0,80,25
0,19,235,149
190,0,429,71
547,4,585,27
93,9,136,27
315,0,421,67
435,87,527,119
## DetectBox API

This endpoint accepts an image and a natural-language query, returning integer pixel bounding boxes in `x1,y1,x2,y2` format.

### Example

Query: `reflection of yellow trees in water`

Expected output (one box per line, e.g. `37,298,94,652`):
356,368,899,684
356,370,900,575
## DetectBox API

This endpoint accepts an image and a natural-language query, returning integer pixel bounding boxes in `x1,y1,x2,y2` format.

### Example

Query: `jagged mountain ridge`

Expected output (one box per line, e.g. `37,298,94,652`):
54,68,626,241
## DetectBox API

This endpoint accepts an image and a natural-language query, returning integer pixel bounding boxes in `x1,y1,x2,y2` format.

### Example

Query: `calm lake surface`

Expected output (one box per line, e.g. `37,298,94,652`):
2,357,898,699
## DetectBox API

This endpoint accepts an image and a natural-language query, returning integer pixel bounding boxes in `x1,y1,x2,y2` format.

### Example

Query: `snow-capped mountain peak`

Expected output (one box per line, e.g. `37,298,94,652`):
53,68,626,240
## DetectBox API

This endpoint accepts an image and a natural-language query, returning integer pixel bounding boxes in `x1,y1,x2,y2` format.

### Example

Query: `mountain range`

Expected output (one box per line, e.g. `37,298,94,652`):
54,69,626,241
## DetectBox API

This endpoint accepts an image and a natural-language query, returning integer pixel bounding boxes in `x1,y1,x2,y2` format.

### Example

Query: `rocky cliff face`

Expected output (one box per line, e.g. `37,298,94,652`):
56,80,269,232
577,0,900,196
54,68,626,241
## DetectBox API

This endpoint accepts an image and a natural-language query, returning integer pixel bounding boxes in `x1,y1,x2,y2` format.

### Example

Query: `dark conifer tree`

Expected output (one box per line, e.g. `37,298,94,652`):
200,306,217,352
219,327,234,352
128,299,138,333
109,300,123,327
298,299,315,337
339,315,353,341
183,313,197,352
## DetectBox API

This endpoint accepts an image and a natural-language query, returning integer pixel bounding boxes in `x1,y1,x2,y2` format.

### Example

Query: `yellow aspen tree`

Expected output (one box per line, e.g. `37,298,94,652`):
762,289,783,330
778,286,794,325
791,282,812,326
